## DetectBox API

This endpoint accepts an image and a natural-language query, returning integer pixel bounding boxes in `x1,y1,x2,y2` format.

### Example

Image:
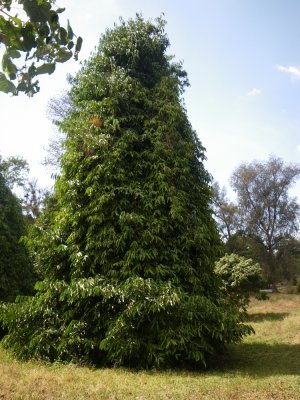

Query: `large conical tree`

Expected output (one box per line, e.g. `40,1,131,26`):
1,16,252,368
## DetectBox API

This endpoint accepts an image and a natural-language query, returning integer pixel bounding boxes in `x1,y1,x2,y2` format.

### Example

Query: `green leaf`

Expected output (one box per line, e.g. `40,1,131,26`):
17,81,28,92
2,53,9,70
23,0,50,22
2,54,17,80
67,20,73,40
59,27,68,45
49,11,59,26
21,22,36,51
38,23,50,38
0,72,16,94
55,48,72,63
74,36,83,60
36,63,56,75
7,49,21,59
28,64,37,76
67,41,74,50
11,16,22,28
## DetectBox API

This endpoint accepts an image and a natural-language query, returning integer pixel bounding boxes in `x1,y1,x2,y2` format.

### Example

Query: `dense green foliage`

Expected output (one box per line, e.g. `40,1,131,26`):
0,173,34,302
1,16,253,368
215,253,263,308
0,0,82,95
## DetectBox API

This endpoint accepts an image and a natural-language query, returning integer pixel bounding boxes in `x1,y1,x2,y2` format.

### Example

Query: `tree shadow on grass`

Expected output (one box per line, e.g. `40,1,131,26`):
246,312,289,322
215,343,300,377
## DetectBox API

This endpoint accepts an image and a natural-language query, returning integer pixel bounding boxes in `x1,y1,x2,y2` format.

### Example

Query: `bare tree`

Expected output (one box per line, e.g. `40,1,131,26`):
43,91,73,173
23,179,49,222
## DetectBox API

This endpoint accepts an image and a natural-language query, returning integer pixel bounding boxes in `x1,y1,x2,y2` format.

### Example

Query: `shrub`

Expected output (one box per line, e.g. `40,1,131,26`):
215,253,263,308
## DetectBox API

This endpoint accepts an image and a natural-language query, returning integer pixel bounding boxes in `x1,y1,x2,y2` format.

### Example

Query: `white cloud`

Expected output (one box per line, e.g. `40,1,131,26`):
277,65,300,79
247,88,261,96
297,145,300,151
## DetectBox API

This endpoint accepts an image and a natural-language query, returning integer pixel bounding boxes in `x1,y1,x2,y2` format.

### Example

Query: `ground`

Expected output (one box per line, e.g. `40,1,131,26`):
1,293,300,399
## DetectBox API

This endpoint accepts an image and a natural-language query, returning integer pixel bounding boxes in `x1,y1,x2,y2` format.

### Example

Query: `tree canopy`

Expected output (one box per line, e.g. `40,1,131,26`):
0,0,82,96
231,156,300,250
1,16,252,368
0,154,29,189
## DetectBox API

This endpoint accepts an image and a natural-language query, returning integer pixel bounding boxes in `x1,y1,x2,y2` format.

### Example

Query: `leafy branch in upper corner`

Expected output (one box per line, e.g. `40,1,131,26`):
0,0,83,96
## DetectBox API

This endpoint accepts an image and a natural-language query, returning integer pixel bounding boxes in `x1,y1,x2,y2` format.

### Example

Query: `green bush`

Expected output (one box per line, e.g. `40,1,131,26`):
215,253,263,307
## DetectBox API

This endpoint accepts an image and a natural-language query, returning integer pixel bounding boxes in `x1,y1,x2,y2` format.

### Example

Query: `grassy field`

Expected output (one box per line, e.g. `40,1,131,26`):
1,293,300,399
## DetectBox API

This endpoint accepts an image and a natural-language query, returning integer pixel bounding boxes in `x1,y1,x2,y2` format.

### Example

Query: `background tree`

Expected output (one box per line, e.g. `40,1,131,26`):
0,0,82,96
42,90,72,174
23,178,48,222
0,155,46,220
0,155,29,189
0,154,44,339
274,236,300,282
231,156,300,281
1,15,252,369
213,156,300,282
212,181,240,240
225,232,269,272
0,172,34,302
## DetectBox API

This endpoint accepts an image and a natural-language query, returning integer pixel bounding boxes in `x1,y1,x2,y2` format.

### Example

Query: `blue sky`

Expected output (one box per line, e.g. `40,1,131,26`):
0,0,300,198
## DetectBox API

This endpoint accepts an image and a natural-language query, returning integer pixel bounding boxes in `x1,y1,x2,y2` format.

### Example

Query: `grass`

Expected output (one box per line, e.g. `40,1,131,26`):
1,294,300,399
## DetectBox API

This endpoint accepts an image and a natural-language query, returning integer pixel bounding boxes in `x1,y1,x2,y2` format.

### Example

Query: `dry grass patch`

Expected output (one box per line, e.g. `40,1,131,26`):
245,294,300,345
1,293,300,399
